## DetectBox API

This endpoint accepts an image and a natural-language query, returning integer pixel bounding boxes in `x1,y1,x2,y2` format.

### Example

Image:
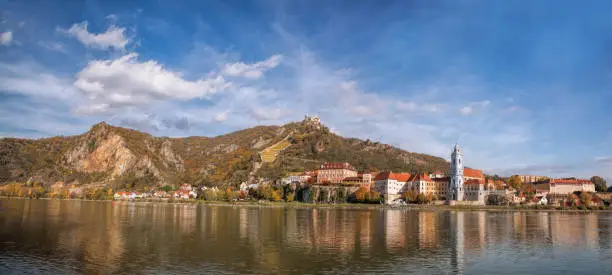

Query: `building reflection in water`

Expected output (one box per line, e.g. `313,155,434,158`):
2,200,611,274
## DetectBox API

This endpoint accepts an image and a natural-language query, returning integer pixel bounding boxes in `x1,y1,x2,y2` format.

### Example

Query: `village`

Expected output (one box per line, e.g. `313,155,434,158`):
1,143,607,209
107,144,607,208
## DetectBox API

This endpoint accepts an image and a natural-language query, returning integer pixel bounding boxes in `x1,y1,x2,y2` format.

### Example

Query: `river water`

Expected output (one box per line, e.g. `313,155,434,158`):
1,199,611,274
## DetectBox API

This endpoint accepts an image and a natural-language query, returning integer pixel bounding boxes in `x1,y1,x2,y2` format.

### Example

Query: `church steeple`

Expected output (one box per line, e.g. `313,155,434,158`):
449,144,465,201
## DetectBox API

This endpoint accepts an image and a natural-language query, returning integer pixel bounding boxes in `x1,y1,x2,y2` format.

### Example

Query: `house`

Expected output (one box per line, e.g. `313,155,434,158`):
535,185,550,197
512,194,526,204
247,183,259,190
408,173,446,198
373,171,412,203
519,175,548,184
464,179,485,203
464,167,485,181
174,190,197,199
533,196,548,205
114,191,132,200
153,191,168,198
534,178,595,194
180,184,193,191
342,173,374,190
285,171,314,184
316,162,358,184
429,171,446,179
239,182,248,191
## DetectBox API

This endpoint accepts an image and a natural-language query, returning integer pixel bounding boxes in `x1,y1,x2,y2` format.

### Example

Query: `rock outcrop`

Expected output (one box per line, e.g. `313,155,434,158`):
0,117,450,188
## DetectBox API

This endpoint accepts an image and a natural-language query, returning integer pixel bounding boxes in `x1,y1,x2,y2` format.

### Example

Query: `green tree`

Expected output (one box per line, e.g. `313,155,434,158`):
590,176,607,192
160,185,174,192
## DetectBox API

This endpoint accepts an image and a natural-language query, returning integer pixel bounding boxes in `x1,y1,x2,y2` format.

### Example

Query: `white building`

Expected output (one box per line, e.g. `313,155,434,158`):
448,144,465,201
373,172,412,203
371,144,486,205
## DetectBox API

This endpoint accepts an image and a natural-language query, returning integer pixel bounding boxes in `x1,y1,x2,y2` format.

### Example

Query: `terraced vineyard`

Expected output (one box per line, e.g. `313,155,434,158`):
260,139,292,163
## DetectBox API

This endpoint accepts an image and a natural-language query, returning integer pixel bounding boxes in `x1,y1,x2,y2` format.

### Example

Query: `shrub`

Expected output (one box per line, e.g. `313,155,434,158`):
271,190,282,202
286,192,295,202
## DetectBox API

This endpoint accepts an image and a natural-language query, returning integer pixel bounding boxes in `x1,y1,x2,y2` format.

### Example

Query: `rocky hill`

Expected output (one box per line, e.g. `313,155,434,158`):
0,117,449,189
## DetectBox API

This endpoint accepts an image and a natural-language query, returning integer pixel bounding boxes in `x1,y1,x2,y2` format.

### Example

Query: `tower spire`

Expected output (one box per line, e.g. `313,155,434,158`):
449,143,464,201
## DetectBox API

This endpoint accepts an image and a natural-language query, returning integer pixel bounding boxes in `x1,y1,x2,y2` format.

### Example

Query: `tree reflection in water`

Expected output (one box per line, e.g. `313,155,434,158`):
0,200,611,274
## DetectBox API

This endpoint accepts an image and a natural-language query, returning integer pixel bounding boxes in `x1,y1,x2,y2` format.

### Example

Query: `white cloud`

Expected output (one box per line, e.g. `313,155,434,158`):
74,53,232,113
213,111,229,122
350,105,375,116
1,31,13,46
478,100,491,107
459,100,490,115
59,21,128,50
340,80,358,91
38,41,66,52
250,107,287,121
459,106,473,115
222,54,282,79
0,62,75,100
106,14,118,22
396,101,417,111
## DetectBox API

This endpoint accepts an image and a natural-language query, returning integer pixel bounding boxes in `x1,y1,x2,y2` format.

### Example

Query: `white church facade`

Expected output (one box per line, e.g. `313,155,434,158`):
374,144,486,205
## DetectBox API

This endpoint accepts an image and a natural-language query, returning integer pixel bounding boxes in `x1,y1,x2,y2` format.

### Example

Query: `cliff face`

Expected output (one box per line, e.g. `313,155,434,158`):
0,119,449,188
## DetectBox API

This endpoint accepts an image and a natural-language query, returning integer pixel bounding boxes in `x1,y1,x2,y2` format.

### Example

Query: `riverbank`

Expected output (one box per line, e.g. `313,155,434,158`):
1,196,609,212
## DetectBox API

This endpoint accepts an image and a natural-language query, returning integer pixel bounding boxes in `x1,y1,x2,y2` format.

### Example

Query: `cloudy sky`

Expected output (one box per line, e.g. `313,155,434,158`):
1,0,611,179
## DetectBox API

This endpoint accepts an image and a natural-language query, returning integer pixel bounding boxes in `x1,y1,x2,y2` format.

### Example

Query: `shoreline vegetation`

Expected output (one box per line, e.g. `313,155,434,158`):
1,196,609,212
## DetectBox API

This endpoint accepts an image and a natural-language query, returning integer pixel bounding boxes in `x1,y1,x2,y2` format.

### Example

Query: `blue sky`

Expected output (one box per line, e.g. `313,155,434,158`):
1,0,611,179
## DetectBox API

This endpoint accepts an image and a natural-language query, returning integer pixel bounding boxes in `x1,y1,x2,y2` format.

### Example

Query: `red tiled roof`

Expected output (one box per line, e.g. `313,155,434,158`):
409,173,433,182
464,168,484,179
374,171,411,182
374,171,390,181
319,162,356,171
343,176,362,181
549,179,592,185
465,179,484,185
390,172,412,182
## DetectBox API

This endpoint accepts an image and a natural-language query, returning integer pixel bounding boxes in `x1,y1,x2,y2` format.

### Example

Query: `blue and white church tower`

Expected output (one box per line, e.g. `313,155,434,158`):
449,144,464,201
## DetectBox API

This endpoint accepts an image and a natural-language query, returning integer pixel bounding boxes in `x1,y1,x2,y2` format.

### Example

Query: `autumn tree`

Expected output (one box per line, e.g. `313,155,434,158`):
354,187,367,202
519,183,536,200
508,175,522,190
286,192,295,202
271,189,282,202
579,192,593,206
226,188,239,202
369,191,382,203
404,190,419,203
590,176,607,192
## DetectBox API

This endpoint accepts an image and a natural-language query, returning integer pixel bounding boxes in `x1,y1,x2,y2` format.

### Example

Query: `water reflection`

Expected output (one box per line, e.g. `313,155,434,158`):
1,200,611,274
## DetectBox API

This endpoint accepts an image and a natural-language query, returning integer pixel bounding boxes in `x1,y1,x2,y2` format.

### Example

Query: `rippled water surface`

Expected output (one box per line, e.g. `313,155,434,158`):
1,199,612,274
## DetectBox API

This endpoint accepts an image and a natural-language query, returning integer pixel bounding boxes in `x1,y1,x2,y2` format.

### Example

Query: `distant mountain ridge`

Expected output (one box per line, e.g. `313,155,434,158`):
0,117,449,189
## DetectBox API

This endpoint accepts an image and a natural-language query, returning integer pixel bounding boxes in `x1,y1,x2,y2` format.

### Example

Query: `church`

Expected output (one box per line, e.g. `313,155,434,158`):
374,144,486,205
446,144,486,205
